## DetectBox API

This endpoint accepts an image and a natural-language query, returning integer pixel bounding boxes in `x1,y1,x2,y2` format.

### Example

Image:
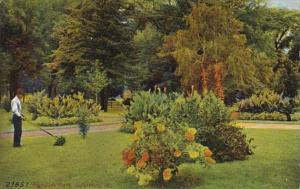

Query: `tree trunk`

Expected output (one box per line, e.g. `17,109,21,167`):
9,70,20,99
100,88,108,112
95,92,98,104
48,71,57,99
285,113,292,121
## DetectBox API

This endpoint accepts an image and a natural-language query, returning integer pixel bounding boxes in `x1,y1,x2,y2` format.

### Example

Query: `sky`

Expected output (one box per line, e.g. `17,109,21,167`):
269,0,300,10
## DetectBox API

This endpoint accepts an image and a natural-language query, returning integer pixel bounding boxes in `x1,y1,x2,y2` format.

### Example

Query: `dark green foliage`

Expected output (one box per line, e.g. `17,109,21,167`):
0,96,11,112
54,136,66,146
76,105,90,139
52,0,135,94
201,124,253,162
169,93,202,128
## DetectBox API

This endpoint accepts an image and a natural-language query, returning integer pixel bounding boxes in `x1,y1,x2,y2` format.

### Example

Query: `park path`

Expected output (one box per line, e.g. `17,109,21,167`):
0,122,300,139
238,123,300,130
0,124,121,139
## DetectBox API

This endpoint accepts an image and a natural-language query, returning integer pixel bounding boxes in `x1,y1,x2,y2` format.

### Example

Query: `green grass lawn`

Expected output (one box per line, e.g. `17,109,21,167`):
0,109,37,132
0,129,299,189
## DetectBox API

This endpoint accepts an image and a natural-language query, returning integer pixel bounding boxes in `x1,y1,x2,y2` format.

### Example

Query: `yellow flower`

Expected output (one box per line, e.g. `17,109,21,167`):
203,147,213,157
126,166,136,175
188,128,197,135
134,121,143,130
133,132,140,141
156,123,166,133
138,174,153,186
205,157,216,164
174,149,182,158
188,151,199,159
133,129,143,141
163,168,172,181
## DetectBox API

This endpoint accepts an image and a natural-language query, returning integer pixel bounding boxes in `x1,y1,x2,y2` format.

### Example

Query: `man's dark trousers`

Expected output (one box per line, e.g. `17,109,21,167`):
12,115,22,147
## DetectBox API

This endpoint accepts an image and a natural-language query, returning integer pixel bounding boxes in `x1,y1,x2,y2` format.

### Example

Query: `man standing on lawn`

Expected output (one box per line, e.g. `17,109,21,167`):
11,88,24,147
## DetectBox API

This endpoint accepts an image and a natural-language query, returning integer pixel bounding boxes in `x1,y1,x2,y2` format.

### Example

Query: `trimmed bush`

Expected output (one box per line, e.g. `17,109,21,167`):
235,89,300,121
34,116,102,127
203,124,253,161
238,112,287,121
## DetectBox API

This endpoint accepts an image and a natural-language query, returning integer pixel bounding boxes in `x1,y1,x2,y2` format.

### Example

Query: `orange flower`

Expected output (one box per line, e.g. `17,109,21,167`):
185,132,195,141
141,151,149,162
122,148,135,166
185,128,197,141
137,159,147,169
174,149,182,157
203,147,213,157
163,168,172,181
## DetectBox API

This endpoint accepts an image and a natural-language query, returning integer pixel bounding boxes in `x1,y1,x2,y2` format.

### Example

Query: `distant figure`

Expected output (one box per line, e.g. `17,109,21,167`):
11,88,24,147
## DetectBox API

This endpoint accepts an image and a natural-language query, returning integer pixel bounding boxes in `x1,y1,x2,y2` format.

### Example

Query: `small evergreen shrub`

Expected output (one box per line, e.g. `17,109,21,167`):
201,124,253,162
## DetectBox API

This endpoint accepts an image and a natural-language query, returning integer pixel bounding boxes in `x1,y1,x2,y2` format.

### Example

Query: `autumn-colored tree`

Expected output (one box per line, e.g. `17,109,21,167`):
160,1,258,99
213,64,224,100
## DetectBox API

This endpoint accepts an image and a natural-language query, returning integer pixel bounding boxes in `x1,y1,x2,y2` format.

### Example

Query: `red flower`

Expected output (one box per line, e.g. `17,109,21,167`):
122,148,135,166
141,151,150,162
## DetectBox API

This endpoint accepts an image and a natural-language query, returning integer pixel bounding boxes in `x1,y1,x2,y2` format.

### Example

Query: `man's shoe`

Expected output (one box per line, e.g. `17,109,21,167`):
13,144,22,148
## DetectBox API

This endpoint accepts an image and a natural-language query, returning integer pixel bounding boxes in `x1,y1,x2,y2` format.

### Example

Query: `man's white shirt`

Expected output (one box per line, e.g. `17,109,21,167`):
11,96,22,117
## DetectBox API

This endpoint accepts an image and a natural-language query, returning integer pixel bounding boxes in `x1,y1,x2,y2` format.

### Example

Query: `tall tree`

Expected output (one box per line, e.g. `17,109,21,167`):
51,0,135,110
160,2,259,99
266,8,300,97
0,0,68,98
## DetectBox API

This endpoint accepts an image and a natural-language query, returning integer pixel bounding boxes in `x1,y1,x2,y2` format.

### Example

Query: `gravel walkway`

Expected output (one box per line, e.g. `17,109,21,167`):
0,124,121,139
1,122,299,139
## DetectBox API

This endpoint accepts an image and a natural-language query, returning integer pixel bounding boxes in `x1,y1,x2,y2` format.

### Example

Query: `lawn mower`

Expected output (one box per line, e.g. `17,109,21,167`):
39,127,66,146
25,116,66,146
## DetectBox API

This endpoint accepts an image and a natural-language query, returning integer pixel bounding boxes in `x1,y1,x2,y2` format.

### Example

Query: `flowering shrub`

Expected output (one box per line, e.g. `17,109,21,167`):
26,91,101,119
123,91,253,162
122,119,215,186
170,92,253,162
